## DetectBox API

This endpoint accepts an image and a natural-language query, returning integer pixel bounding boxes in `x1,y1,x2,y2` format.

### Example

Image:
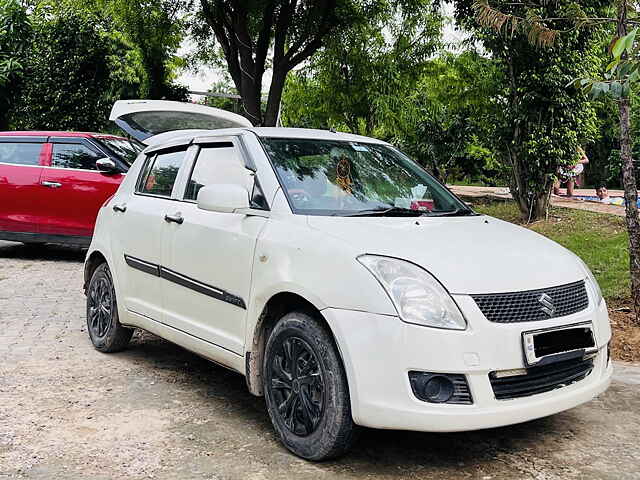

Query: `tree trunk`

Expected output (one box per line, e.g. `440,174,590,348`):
505,52,550,223
238,78,263,126
510,174,551,223
618,97,640,321
617,4,640,322
263,66,287,127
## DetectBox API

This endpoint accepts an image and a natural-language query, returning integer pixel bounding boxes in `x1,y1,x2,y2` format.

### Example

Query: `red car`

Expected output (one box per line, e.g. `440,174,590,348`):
0,131,141,246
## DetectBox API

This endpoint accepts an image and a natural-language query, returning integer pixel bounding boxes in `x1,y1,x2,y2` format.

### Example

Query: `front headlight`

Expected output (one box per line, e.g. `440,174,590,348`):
577,258,603,306
358,255,467,330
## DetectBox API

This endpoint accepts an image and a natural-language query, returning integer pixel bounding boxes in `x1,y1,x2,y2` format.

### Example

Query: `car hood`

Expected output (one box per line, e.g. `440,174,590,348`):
307,214,585,294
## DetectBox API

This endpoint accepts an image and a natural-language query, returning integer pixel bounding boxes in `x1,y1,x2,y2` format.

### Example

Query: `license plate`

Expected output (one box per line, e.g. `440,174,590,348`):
522,322,596,366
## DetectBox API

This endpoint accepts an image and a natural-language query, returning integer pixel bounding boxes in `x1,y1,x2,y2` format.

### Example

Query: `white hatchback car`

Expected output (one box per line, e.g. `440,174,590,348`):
85,100,612,460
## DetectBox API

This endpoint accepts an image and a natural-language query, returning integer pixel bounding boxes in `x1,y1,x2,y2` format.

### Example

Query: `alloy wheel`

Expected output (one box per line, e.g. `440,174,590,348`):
88,276,113,339
268,336,325,437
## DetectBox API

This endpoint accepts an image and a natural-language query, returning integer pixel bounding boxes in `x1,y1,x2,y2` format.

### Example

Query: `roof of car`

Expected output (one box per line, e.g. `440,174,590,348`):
0,131,128,139
144,127,390,149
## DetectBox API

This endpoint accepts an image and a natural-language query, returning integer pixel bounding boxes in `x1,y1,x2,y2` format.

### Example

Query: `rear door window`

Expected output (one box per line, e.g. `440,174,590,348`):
137,148,187,197
52,143,102,170
0,142,43,166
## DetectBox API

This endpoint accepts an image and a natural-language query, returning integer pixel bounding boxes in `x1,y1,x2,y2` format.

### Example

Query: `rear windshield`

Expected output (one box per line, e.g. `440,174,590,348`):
96,137,143,166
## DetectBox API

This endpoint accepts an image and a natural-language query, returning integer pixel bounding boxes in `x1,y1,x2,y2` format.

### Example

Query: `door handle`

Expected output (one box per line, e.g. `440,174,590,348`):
113,203,127,213
164,213,184,225
41,181,62,188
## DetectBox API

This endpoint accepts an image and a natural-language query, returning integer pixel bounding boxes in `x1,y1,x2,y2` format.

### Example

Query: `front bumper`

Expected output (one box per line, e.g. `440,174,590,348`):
323,296,612,432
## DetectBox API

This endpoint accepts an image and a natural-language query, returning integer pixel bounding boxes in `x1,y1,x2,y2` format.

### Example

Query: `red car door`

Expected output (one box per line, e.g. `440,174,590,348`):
38,138,124,238
0,136,49,235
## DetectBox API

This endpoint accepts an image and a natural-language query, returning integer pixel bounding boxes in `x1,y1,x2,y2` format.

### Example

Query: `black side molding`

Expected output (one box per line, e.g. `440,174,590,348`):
123,254,246,310
124,254,160,276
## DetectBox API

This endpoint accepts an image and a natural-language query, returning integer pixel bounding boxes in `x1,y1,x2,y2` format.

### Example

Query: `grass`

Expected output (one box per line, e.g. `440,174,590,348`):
474,200,631,303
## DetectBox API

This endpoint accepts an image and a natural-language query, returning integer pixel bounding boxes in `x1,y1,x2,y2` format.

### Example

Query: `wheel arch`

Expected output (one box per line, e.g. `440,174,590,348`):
83,249,108,293
245,291,348,398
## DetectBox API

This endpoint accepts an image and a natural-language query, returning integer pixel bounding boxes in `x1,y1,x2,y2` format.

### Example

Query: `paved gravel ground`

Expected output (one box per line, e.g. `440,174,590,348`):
1,240,639,480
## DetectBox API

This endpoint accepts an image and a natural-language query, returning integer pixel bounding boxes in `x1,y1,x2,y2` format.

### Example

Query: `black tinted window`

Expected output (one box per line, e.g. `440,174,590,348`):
0,142,43,166
185,145,250,201
139,149,186,197
122,111,245,137
52,143,101,170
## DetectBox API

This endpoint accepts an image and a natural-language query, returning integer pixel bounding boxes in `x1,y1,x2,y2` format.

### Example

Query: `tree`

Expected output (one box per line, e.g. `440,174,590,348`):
471,0,640,321
0,0,31,129
282,22,506,183
387,51,504,183
64,0,188,100
191,0,392,126
282,4,442,136
10,6,141,131
101,0,188,100
454,0,606,222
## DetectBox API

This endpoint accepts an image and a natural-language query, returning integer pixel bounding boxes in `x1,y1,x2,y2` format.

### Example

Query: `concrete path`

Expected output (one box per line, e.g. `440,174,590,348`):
1,241,639,479
449,185,630,217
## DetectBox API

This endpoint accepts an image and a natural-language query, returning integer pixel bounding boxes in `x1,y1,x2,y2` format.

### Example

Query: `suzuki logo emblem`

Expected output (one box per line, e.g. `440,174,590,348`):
538,293,556,316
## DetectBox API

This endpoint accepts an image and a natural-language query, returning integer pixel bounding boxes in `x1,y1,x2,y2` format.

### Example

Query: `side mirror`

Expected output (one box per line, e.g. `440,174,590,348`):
197,184,250,213
96,157,118,173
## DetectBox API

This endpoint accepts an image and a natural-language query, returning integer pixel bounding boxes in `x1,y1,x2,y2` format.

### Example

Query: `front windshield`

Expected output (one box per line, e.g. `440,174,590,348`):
261,138,471,216
97,137,143,167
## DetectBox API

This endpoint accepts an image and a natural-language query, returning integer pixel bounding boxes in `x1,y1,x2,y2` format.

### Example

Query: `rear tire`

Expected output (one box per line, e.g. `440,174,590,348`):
86,263,132,352
263,311,357,460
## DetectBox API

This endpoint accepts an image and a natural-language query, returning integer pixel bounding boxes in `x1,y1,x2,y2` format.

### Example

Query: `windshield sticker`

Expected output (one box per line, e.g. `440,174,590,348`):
352,144,369,152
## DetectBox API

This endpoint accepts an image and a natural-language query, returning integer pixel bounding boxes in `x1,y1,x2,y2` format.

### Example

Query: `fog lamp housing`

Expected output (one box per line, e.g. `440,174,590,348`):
408,371,473,405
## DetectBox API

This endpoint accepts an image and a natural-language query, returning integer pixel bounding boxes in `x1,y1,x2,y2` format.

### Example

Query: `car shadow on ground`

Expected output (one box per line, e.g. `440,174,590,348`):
116,330,564,472
0,241,85,262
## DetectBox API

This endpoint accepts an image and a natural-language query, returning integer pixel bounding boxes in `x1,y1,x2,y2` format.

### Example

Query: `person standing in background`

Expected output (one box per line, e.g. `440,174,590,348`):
553,147,589,197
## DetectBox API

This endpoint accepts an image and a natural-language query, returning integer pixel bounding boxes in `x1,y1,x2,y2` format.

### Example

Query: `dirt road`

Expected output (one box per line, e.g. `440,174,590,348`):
1,241,639,479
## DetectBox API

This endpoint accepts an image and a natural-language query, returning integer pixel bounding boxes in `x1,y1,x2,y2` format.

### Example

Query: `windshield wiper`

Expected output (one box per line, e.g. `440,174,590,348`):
338,206,427,217
427,207,476,217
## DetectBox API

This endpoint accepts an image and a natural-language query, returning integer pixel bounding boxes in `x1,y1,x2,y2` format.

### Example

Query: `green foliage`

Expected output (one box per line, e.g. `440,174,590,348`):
63,0,188,100
389,51,505,183
0,0,30,129
283,27,507,184
572,25,640,101
282,2,442,136
0,0,29,85
98,0,187,99
190,0,428,126
9,6,134,131
4,0,188,131
455,0,608,220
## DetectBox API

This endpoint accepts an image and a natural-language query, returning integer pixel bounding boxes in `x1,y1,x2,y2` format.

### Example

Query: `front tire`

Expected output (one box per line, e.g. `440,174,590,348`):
86,263,132,352
263,311,357,460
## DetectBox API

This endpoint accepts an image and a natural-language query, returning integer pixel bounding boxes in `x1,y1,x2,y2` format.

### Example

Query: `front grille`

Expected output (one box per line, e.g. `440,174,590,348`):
489,357,594,400
472,280,589,323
